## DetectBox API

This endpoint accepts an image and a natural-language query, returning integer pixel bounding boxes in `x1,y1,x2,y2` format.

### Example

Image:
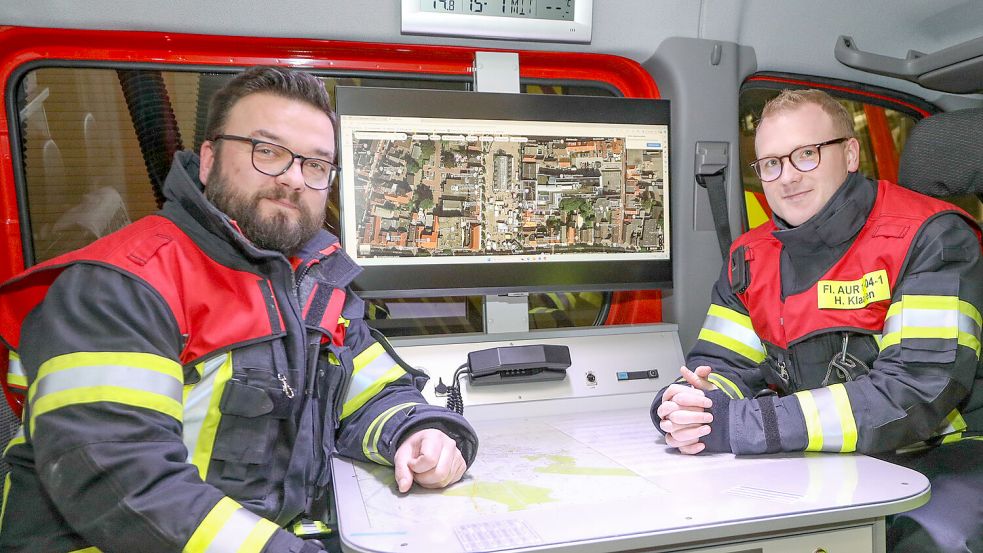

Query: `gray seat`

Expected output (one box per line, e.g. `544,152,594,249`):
898,107,983,201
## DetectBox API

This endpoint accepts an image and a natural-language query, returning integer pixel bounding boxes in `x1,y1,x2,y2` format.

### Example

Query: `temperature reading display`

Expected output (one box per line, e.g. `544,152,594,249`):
404,0,591,43
421,0,575,22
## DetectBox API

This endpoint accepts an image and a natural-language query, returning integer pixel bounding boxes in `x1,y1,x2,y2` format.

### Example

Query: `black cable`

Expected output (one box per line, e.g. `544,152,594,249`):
445,363,469,415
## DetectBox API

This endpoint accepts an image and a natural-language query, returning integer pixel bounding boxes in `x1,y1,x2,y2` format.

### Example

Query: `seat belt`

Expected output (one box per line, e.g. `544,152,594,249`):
695,141,732,260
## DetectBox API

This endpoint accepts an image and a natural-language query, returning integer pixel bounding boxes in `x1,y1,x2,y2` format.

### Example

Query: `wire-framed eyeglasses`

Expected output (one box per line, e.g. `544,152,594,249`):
211,134,339,191
748,137,850,183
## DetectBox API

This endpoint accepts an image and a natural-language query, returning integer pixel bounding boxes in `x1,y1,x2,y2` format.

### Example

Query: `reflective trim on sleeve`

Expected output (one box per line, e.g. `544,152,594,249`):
697,304,766,364
880,296,982,357
184,353,234,480
2,425,24,456
340,343,407,420
794,384,858,453
362,402,419,466
28,352,184,434
183,497,278,553
67,548,102,553
706,373,745,399
7,351,26,390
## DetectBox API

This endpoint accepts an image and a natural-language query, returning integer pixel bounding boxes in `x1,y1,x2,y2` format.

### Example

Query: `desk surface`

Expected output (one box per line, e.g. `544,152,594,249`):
332,408,929,553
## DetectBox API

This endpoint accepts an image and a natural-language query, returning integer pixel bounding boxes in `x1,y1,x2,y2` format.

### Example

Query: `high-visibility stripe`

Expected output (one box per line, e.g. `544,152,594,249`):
706,373,744,399
797,391,823,451
292,519,331,537
32,365,183,405
362,402,419,465
341,343,407,420
183,497,278,553
28,352,184,434
935,408,967,436
0,473,9,533
7,351,26,389
68,549,102,553
794,384,858,452
698,305,766,363
3,426,24,456
879,296,981,357
185,353,234,479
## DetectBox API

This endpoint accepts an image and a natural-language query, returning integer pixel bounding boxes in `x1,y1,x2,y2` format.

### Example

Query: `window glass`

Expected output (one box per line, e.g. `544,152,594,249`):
13,66,616,336
738,85,980,229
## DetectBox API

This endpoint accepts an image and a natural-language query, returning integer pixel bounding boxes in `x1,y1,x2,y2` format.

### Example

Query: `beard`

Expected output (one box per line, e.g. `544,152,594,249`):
204,155,325,256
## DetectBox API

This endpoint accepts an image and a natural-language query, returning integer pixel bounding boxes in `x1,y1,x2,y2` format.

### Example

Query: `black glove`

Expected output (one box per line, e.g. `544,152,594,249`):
700,389,732,453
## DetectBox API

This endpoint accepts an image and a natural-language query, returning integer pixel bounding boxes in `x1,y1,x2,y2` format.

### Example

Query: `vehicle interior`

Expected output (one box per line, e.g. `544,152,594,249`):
1,1,981,551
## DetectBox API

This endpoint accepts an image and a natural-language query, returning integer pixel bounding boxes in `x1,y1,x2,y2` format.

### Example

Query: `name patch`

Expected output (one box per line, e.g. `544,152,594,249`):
818,269,890,309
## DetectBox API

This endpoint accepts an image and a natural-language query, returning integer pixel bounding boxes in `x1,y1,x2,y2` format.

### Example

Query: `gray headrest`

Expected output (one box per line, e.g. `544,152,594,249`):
898,108,983,198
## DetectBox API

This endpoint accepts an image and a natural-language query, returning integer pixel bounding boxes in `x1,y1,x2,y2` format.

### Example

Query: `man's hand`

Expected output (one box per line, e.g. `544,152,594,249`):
656,365,717,454
393,428,467,493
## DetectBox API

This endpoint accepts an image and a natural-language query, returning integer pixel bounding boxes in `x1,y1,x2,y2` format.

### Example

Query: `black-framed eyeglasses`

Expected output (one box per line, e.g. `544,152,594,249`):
211,134,339,191
748,137,850,183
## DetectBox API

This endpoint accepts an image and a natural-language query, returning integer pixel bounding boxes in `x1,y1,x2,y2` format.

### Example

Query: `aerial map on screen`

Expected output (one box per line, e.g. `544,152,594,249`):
340,117,669,266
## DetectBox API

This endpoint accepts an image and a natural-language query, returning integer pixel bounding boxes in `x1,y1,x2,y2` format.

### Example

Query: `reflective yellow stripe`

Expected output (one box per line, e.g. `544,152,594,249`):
828,384,858,452
958,301,982,357
183,497,277,553
292,519,331,536
935,408,967,437
706,373,744,399
797,390,823,451
794,384,857,452
32,387,183,435
879,296,981,357
698,329,766,364
338,316,351,328
3,426,24,456
187,354,235,480
28,352,184,434
240,518,279,553
0,473,9,533
698,304,766,363
7,351,25,389
68,548,102,553
362,402,419,465
341,343,407,420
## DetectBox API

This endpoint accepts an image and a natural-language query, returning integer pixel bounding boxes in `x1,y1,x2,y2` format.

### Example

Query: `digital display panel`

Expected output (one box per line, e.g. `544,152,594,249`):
420,0,575,21
336,87,671,297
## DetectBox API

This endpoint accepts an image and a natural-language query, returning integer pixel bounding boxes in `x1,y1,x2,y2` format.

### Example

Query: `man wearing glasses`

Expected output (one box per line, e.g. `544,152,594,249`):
652,89,983,553
0,66,477,553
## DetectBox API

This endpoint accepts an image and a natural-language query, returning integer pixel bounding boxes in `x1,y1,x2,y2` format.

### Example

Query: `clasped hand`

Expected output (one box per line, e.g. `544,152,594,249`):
393,428,467,493
656,365,717,454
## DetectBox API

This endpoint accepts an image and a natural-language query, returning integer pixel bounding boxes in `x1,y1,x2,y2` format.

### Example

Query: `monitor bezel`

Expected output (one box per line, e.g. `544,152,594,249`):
335,86,672,298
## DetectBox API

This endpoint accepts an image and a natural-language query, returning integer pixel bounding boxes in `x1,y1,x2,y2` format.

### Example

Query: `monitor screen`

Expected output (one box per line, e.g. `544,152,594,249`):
335,87,671,298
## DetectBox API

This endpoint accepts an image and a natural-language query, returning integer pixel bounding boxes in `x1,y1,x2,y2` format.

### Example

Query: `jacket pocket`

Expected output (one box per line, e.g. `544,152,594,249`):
210,373,291,498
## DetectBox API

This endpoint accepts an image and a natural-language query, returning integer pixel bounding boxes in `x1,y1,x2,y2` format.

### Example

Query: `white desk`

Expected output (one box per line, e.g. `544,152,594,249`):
332,408,929,553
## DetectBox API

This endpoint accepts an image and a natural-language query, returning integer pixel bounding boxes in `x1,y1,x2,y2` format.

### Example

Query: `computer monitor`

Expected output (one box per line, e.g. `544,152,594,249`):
335,87,671,298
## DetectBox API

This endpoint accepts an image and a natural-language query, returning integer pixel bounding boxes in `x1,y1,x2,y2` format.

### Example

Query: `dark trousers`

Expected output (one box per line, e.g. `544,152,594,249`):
879,439,983,553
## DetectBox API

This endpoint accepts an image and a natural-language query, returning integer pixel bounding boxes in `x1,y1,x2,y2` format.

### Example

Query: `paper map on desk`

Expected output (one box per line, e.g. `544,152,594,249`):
347,411,673,527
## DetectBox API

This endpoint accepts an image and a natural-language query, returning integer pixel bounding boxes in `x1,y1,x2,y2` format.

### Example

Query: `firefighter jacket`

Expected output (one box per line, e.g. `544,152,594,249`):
0,151,478,553
652,173,983,455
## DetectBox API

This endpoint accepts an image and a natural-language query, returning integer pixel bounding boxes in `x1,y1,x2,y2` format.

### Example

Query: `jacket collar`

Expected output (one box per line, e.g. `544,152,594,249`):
772,171,875,249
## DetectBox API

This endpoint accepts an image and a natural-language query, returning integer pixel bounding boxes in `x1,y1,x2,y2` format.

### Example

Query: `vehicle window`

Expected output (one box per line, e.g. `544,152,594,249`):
13,66,619,336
